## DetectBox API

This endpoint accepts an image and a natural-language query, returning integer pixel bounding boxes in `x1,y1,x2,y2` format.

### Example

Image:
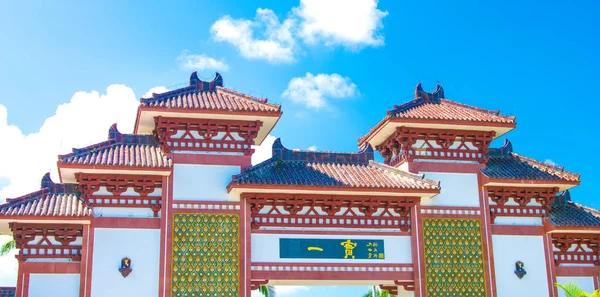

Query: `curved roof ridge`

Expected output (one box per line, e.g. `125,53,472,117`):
216,86,279,109
2,173,79,207
58,123,158,161
272,138,374,165
368,161,441,188
510,152,580,181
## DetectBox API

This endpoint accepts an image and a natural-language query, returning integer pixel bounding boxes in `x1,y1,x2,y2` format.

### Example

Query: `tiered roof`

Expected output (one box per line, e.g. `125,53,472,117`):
140,72,281,113
58,124,171,169
482,140,580,183
549,191,600,227
0,173,90,218
359,84,516,147
228,139,440,192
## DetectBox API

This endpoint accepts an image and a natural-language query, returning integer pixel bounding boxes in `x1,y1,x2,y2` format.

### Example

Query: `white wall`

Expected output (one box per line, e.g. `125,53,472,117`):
173,164,240,201
556,277,596,297
493,235,550,297
419,172,480,207
91,228,160,297
493,217,543,226
28,273,79,297
252,233,412,264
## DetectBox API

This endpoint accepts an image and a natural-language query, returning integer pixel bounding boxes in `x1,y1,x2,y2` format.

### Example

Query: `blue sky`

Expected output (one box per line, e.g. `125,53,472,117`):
1,0,599,295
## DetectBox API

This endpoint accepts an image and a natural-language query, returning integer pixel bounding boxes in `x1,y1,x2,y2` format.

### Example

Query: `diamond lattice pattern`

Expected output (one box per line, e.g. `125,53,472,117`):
423,218,486,297
171,213,240,297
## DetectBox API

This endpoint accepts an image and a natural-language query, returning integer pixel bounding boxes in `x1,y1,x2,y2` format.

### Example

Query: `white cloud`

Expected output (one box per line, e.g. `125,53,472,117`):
211,9,296,63
0,235,17,286
252,135,277,165
176,51,229,72
0,85,139,200
142,86,170,99
307,145,317,151
210,1,387,62
251,286,309,297
545,159,557,166
282,73,358,109
294,0,388,48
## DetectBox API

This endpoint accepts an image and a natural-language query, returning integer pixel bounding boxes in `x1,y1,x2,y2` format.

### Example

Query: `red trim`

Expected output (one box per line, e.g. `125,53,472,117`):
15,262,23,297
79,225,89,297
228,183,440,194
250,263,413,281
240,198,249,297
479,174,497,297
595,276,599,290
491,225,546,235
481,176,580,187
165,174,174,297
172,153,251,168
92,217,160,229
21,262,80,274
544,234,558,297
22,273,29,297
251,229,410,236
555,266,600,276
389,117,516,128
414,205,426,297
0,215,91,221
138,106,282,117
57,163,172,173
245,200,251,297
84,225,95,297
405,161,484,173
158,176,168,297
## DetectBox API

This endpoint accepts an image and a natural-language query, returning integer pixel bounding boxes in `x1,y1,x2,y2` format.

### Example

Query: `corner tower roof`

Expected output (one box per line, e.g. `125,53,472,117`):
359,83,516,148
135,72,282,145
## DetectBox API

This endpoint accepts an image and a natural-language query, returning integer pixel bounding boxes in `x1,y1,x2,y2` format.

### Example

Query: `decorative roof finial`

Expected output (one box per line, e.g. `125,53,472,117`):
40,172,54,190
500,139,513,155
414,83,444,103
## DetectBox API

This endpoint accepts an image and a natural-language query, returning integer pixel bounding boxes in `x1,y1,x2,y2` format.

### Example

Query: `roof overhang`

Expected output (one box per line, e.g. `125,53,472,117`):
134,107,282,146
0,217,91,235
362,118,516,149
481,177,580,192
227,185,440,200
543,220,600,233
58,164,172,184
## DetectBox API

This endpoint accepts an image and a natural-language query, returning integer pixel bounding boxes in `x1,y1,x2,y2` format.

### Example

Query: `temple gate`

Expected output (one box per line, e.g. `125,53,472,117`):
0,73,598,297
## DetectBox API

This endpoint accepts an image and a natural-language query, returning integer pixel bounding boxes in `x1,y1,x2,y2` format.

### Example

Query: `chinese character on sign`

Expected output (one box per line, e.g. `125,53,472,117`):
341,239,357,259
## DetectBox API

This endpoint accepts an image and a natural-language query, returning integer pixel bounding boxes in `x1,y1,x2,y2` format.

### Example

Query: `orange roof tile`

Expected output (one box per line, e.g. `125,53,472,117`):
482,140,580,183
140,72,281,113
0,173,91,217
58,124,172,169
229,138,440,191
359,84,516,146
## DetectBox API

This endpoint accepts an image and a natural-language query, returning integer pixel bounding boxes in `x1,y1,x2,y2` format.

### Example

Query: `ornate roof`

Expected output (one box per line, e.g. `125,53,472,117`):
389,84,515,123
359,84,516,146
482,140,580,182
0,287,15,297
58,124,172,169
228,139,440,191
548,191,600,227
0,173,90,217
140,72,281,113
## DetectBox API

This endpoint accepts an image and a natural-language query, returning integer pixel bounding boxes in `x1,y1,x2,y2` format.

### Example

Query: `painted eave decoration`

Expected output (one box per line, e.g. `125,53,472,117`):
57,123,172,183
227,138,441,198
358,83,517,149
481,139,580,191
134,72,282,146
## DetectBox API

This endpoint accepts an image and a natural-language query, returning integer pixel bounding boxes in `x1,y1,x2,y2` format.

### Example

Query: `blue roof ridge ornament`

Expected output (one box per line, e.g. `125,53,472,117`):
141,72,223,102
415,83,445,103
271,138,373,165
553,190,572,206
500,139,513,155
4,173,79,205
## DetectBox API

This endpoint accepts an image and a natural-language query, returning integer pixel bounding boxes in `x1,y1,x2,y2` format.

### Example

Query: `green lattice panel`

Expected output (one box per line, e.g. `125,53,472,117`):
171,213,239,297
423,218,486,297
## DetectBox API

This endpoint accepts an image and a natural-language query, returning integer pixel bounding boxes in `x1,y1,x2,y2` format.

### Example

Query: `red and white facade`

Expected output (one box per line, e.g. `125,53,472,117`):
1,73,598,297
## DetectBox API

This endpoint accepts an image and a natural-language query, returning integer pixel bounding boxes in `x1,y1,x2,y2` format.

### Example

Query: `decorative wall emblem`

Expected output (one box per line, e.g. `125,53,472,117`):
119,257,132,278
514,261,526,279
279,238,385,260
